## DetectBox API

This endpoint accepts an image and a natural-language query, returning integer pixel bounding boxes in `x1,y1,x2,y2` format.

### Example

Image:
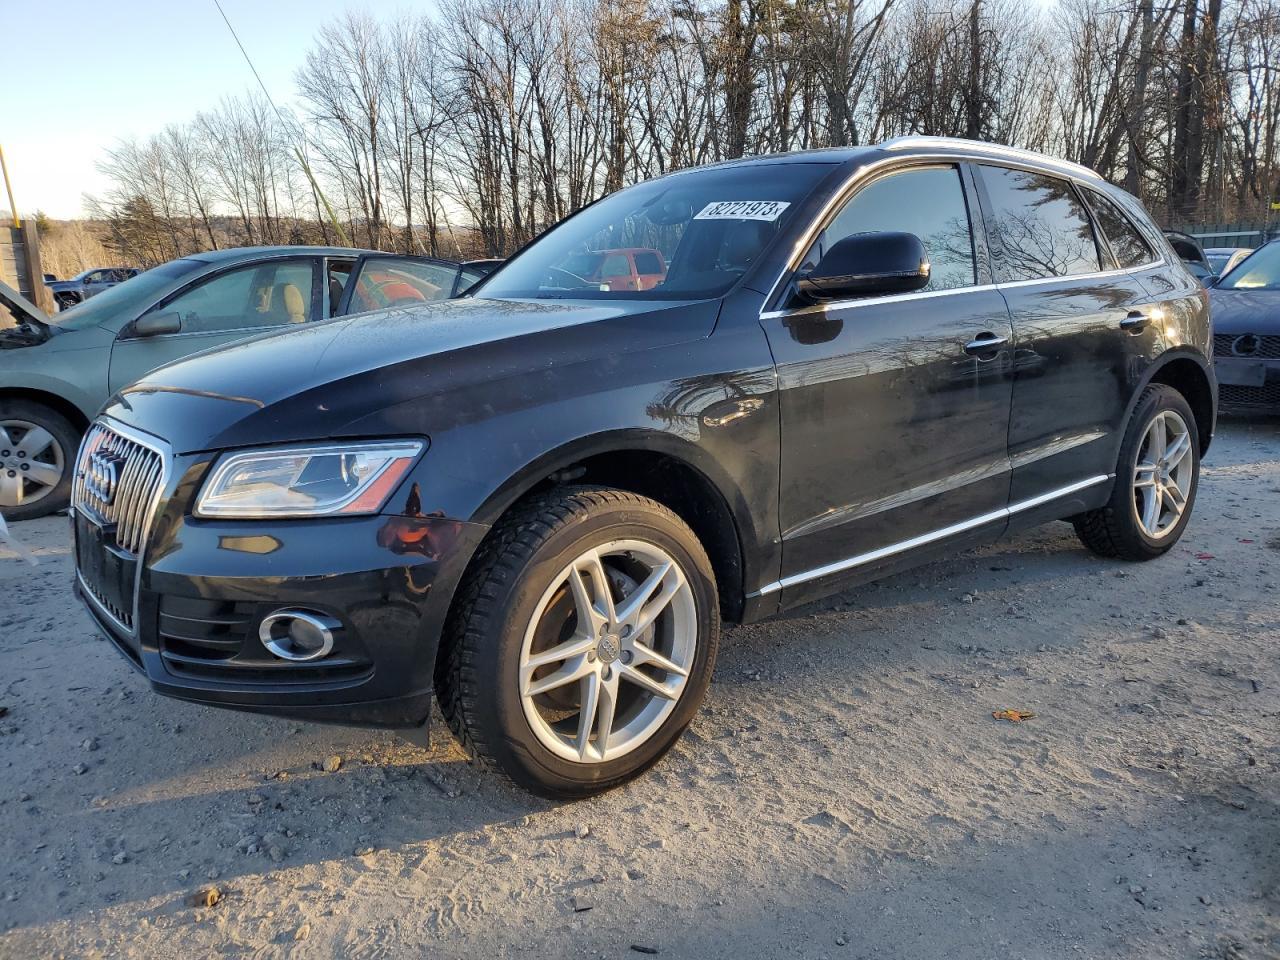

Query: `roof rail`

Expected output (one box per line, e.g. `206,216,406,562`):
880,136,1102,182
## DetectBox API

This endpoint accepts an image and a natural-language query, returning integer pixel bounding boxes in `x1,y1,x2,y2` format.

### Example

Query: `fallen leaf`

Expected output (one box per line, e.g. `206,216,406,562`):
1195,552,1215,560
992,709,1036,722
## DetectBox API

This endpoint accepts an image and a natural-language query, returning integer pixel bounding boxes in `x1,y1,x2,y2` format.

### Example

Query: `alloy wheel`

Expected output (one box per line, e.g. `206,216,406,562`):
519,539,697,764
0,419,65,508
1132,409,1193,540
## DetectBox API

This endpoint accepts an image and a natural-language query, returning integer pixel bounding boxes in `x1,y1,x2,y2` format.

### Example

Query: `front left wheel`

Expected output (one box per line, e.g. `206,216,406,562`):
437,486,719,798
0,401,80,521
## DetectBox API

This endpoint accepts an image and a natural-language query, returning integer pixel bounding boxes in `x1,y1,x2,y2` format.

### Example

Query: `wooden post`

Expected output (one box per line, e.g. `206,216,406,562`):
20,220,54,313
0,144,19,229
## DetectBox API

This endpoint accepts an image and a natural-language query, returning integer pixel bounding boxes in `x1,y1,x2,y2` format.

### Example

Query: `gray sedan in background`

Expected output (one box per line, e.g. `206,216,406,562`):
1,246,489,519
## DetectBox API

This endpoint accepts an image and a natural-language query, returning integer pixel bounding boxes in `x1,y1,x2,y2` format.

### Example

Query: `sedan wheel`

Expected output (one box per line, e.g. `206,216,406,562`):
0,419,66,510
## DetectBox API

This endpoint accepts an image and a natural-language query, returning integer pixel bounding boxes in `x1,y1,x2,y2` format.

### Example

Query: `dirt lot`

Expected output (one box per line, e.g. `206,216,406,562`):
0,419,1277,960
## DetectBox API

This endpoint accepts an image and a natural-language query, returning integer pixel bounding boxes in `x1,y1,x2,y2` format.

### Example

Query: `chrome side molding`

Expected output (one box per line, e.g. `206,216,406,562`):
751,474,1111,597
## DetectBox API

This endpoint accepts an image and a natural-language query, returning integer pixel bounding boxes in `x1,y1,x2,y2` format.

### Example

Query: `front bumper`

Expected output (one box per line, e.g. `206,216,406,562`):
1215,355,1280,412
75,506,488,727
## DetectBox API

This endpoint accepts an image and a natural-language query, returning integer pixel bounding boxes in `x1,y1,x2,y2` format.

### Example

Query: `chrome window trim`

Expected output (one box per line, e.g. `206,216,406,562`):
760,282,1001,320
71,417,172,639
881,137,1105,183
758,149,1168,319
750,474,1111,597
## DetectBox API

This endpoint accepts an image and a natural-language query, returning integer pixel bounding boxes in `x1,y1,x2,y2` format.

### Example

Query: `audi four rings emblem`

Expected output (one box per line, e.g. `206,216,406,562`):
1231,334,1260,357
84,450,125,504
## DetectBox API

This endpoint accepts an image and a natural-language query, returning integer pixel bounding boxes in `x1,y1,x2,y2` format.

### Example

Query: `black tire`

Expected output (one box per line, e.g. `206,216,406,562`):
0,400,80,521
1072,384,1200,561
55,293,80,311
437,486,719,798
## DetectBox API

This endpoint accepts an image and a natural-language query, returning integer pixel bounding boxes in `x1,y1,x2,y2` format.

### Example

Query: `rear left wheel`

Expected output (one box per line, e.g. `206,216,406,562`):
1073,384,1200,560
437,486,719,798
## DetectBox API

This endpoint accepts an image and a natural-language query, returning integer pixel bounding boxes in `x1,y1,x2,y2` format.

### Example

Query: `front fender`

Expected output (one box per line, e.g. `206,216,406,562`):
371,318,783,602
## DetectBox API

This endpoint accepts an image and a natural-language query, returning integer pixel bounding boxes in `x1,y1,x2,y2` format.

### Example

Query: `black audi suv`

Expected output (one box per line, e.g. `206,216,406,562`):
72,137,1215,797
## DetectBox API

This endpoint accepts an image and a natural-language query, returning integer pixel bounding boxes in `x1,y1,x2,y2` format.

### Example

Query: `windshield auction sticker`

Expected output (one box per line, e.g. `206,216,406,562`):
693,200,791,221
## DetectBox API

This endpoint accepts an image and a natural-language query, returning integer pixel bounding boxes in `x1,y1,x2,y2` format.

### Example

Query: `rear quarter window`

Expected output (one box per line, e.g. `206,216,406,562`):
1085,189,1156,269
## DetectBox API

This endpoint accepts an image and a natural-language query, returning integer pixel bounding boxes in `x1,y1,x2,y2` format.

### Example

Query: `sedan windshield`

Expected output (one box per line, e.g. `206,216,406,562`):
53,258,207,329
1217,243,1280,291
478,163,835,301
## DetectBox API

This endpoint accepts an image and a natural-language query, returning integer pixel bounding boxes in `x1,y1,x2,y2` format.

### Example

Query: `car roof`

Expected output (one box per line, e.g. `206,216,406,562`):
688,137,1108,184
183,245,415,265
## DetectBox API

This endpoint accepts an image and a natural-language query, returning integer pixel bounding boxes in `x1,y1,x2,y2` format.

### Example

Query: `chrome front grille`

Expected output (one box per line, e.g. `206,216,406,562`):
72,423,166,556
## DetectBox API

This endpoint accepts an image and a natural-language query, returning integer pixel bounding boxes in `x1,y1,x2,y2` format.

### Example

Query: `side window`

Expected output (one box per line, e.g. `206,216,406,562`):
979,166,1102,281
1085,189,1156,269
327,259,355,317
599,253,632,277
822,165,976,292
634,251,665,275
157,260,314,335
347,258,459,314
455,267,486,296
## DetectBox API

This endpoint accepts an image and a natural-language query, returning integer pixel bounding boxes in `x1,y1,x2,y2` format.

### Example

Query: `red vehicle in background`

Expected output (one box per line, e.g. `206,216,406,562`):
559,247,667,291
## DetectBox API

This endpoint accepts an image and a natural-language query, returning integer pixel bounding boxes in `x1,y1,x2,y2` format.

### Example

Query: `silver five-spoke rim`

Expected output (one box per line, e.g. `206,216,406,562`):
0,420,64,508
1132,409,1193,540
519,539,697,764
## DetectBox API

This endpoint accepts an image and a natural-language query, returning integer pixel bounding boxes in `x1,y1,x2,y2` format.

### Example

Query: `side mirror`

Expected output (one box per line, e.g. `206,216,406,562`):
797,231,930,303
132,311,182,337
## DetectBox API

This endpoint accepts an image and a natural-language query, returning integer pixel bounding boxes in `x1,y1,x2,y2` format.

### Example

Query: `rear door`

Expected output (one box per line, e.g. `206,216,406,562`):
337,255,462,315
975,164,1155,507
108,257,319,392
762,162,1015,602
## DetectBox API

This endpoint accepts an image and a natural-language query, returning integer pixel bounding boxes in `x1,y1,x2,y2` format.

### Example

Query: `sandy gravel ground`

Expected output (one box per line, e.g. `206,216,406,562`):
0,419,1277,960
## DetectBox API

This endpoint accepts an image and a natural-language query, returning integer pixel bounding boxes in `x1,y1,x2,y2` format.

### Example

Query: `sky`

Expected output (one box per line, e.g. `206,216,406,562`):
3,0,426,219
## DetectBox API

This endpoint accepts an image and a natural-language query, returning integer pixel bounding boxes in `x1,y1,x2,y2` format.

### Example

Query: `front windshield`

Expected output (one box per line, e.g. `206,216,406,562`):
478,163,835,301
53,258,206,329
1218,243,1280,290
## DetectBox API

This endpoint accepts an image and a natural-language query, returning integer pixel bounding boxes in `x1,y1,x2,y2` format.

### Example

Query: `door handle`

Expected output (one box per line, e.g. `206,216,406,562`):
1120,311,1149,333
963,333,1008,357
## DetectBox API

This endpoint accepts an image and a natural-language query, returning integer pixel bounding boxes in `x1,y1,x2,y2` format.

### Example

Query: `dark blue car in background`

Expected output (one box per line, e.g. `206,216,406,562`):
1209,241,1280,413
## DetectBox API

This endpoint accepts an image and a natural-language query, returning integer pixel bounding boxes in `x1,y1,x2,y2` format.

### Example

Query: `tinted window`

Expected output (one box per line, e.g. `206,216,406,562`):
823,165,976,292
158,259,314,334
980,166,1101,281
1086,189,1154,269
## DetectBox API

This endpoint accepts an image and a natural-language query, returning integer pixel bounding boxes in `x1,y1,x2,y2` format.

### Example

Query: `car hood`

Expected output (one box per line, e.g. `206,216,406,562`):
45,280,79,292
103,295,718,454
1208,288,1280,334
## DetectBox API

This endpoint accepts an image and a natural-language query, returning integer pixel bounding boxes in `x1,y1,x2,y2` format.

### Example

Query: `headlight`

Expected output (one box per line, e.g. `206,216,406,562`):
195,440,425,518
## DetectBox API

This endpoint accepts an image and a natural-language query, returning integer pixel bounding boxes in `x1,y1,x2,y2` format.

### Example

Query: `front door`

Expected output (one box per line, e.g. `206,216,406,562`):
109,258,318,393
761,163,1015,603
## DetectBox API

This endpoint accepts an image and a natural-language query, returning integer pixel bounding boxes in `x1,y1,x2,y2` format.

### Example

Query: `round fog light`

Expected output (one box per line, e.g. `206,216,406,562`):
259,609,340,662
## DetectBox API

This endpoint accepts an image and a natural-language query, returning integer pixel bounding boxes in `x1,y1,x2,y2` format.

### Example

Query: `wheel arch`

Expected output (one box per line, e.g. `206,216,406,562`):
1139,350,1215,455
467,430,751,624
0,387,91,435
